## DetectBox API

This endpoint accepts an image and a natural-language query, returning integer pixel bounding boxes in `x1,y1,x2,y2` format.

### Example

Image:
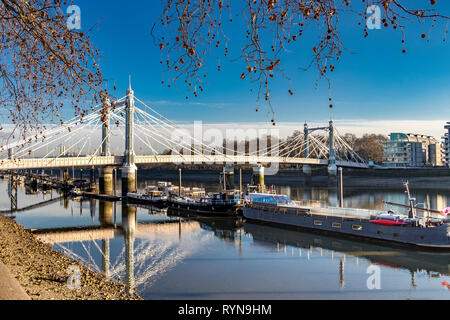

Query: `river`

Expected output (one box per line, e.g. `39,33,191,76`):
1,172,449,300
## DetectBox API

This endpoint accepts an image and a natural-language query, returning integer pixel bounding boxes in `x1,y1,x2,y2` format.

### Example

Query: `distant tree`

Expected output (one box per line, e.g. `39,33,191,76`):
353,134,389,164
343,133,357,149
152,1,449,121
0,0,104,147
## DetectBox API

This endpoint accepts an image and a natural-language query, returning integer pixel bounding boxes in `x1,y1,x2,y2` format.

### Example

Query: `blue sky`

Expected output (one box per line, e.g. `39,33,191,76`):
74,0,450,128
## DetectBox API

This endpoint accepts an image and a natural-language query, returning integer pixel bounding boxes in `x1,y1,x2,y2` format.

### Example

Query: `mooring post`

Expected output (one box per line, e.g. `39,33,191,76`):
178,168,182,197
8,174,18,212
239,168,243,195
113,168,117,197
339,260,345,289
337,167,344,208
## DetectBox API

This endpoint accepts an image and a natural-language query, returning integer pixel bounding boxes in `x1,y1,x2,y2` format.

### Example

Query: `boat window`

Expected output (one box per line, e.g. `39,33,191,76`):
314,220,323,226
377,231,383,236
393,233,400,237
352,225,363,231
332,223,341,229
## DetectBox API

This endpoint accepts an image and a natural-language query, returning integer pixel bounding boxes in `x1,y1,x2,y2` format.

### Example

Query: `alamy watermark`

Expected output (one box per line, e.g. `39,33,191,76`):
366,265,382,290
170,121,280,175
366,5,382,30
67,265,81,290
67,5,81,31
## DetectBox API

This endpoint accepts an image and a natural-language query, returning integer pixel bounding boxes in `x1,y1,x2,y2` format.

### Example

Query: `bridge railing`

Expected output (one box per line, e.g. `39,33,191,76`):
0,155,368,170
0,156,122,170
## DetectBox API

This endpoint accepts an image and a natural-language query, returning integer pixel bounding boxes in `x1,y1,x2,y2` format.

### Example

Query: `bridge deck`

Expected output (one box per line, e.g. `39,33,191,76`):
0,155,368,170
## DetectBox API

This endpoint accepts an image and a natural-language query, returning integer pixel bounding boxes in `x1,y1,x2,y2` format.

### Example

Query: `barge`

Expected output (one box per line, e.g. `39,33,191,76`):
242,187,450,249
127,182,207,207
168,191,242,217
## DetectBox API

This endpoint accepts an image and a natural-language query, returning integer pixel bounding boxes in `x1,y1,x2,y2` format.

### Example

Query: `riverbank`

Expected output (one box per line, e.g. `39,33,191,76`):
0,215,141,300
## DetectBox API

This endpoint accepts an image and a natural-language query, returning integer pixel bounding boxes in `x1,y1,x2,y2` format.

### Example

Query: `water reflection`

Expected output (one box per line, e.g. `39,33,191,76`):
243,222,450,278
2,178,450,299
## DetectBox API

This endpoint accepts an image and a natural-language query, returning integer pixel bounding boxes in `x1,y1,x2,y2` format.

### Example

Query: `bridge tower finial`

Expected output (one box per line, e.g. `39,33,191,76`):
127,74,133,94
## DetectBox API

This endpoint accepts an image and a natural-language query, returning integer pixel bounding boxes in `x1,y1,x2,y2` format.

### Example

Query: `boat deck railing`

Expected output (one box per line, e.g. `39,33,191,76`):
292,200,328,208
290,201,387,220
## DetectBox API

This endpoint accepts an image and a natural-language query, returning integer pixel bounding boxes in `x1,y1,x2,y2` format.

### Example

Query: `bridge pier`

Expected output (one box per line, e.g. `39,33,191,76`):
98,166,114,196
60,168,69,182
302,164,312,176
122,165,137,195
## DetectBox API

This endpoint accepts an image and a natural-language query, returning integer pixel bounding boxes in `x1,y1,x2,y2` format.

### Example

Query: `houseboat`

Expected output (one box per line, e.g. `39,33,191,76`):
242,184,450,249
127,182,172,206
168,190,242,217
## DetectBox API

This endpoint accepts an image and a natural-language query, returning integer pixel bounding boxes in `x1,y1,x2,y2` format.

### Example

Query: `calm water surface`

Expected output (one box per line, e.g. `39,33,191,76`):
1,175,449,300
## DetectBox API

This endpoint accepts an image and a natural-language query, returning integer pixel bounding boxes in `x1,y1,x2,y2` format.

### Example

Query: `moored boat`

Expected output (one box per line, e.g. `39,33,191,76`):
242,188,450,249
168,190,242,217
127,182,170,206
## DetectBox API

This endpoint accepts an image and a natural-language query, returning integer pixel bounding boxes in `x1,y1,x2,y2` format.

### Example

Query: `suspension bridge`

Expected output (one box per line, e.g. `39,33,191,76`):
0,82,369,198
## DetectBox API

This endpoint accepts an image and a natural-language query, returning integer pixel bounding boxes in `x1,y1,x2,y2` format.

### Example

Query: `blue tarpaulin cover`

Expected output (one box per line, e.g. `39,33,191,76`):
249,194,292,205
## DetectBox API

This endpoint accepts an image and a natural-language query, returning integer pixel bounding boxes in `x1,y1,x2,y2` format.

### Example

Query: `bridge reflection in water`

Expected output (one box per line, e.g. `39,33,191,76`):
33,202,210,295
32,201,450,297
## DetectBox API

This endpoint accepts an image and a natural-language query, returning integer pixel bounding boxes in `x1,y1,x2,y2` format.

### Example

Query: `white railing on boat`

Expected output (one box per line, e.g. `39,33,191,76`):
290,201,387,219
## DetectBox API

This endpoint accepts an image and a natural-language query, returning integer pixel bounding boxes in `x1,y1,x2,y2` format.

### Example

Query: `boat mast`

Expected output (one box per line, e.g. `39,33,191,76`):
404,181,416,219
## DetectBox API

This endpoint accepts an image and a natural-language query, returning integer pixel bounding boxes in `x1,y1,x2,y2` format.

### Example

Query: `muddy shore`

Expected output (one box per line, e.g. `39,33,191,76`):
0,215,141,300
